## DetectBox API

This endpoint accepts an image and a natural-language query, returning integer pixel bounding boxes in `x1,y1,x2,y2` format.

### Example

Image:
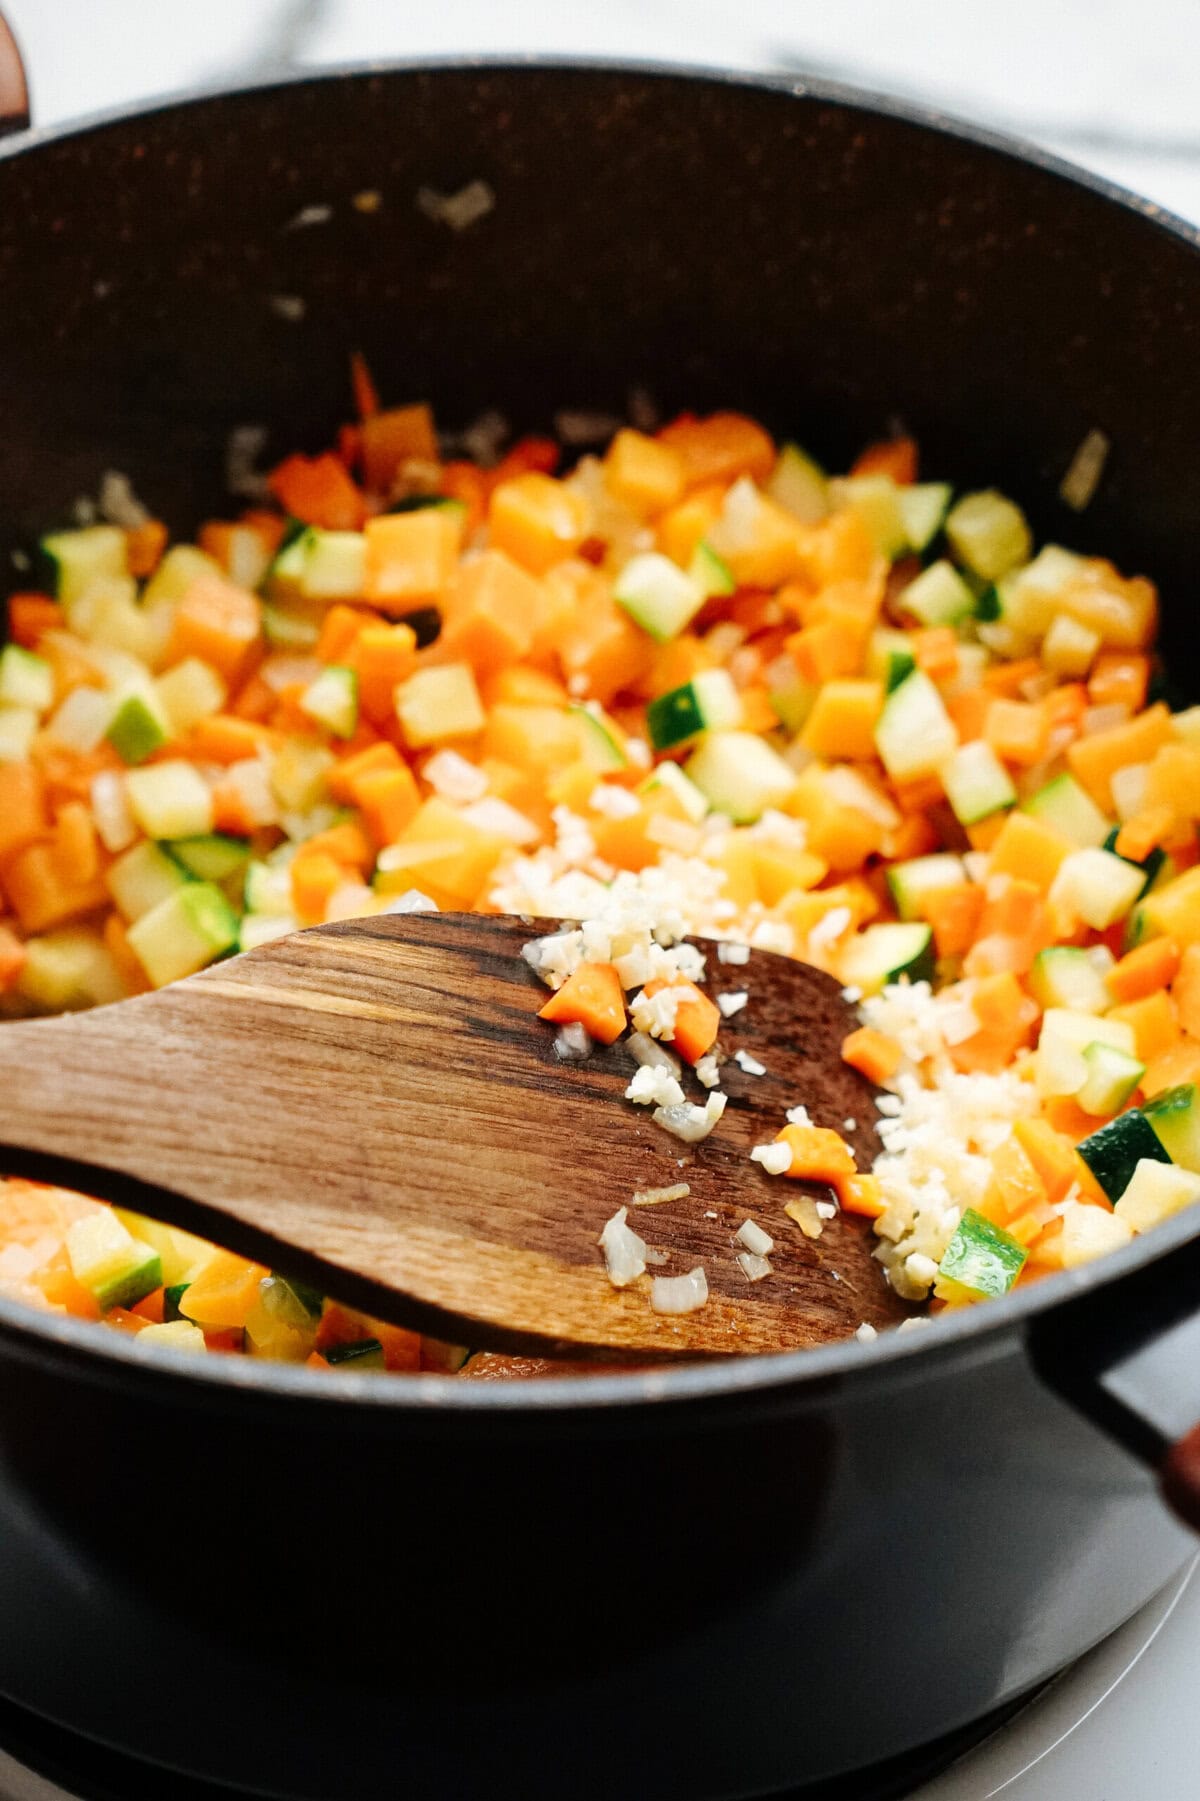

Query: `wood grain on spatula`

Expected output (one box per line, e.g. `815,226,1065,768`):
0,913,909,1356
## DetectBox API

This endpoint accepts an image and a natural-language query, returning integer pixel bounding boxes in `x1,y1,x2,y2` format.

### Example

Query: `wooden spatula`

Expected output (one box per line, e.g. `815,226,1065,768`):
0,913,909,1356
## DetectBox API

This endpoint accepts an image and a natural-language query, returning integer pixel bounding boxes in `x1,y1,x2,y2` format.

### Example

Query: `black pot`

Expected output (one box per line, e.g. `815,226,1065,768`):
2,55,1200,1801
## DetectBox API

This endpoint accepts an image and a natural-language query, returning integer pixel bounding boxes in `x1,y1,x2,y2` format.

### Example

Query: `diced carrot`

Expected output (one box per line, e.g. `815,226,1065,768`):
354,766,421,846
0,763,49,864
362,510,461,608
841,1025,902,1084
889,772,946,817
1088,652,1150,713
948,971,1039,1074
1144,743,1200,818
986,1137,1047,1222
350,349,381,420
268,451,366,530
486,436,561,488
360,404,439,493
338,423,362,472
130,1286,166,1324
1174,945,1200,1039
923,883,985,959
786,618,865,684
1043,1095,1114,1147
538,962,627,1044
0,924,26,993
1067,703,1172,811
839,1174,887,1218
372,1321,422,1372
985,698,1050,766
327,740,403,803
1107,990,1179,1063
438,461,489,537
558,587,655,705
488,474,590,575
30,740,122,810
125,519,169,578
6,594,63,648
657,411,775,487
104,1308,151,1335
184,714,280,766
604,429,687,515
987,811,1074,892
656,484,727,566
166,574,263,686
850,436,918,484
484,665,570,709
301,820,373,873
177,1252,270,1330
316,604,373,664
798,678,883,760
238,510,290,560
3,840,108,934
33,1248,102,1320
104,912,152,995
53,802,100,885
1043,682,1088,740
347,622,419,724
1115,806,1176,864
879,814,940,862
439,549,544,672
911,626,959,682
290,850,349,925
483,704,584,777
983,657,1043,698
228,672,276,723
1144,1039,1200,1096
640,976,721,1065
1106,937,1181,1005
775,1124,858,1198
1012,1118,1087,1205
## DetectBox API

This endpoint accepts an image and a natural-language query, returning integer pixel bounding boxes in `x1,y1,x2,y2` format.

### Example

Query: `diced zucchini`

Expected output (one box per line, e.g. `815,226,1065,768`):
47,685,118,754
886,853,967,922
1102,826,1165,899
571,702,628,772
65,1211,162,1313
1077,1108,1172,1200
1059,1203,1134,1267
647,670,742,751
324,1338,385,1370
297,529,367,601
1028,946,1111,1014
828,474,908,557
765,659,816,732
937,1208,1026,1298
1048,847,1146,930
1023,773,1112,848
16,928,126,1011
637,759,709,823
0,705,39,763
0,645,53,712
1042,613,1101,677
897,560,976,627
1035,1008,1137,1099
685,730,796,824
164,1282,191,1322
141,543,222,609
995,546,1084,639
874,668,958,782
135,1320,208,1352
244,858,295,916
115,1213,219,1286
239,913,298,951
394,663,485,747
1142,1084,1200,1173
262,600,323,650
126,882,240,987
939,740,1016,825
154,658,227,735
106,688,172,765
125,760,214,840
1114,1158,1200,1231
107,839,193,923
765,443,829,524
688,540,736,599
1137,867,1200,948
614,553,704,643
1077,1042,1145,1117
944,490,1031,580
839,922,935,994
387,495,468,519
898,482,953,554
39,525,128,605
865,627,916,693
167,834,250,883
300,665,359,739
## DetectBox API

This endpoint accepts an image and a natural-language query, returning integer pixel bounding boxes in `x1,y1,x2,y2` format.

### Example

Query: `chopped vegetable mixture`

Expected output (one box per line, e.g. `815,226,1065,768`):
1,384,1199,1369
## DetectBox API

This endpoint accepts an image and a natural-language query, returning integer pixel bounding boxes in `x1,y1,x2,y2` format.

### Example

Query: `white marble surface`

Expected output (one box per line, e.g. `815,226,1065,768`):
9,0,1200,223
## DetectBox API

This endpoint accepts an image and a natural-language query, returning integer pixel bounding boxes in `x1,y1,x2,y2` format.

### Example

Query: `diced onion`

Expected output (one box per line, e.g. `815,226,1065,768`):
737,1251,773,1282
1059,427,1110,513
381,889,439,915
717,991,748,1018
736,1219,774,1257
625,1032,682,1078
554,1023,593,1061
631,1184,691,1207
598,1207,648,1288
785,1196,824,1239
650,1268,709,1314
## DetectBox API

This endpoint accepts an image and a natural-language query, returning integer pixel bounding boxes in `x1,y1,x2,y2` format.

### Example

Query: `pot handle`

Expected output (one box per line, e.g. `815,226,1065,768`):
1027,1208,1200,1533
0,9,29,138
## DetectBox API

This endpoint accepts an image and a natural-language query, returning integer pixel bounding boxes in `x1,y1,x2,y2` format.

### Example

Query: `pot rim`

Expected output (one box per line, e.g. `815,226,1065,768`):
2,53,1199,1415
